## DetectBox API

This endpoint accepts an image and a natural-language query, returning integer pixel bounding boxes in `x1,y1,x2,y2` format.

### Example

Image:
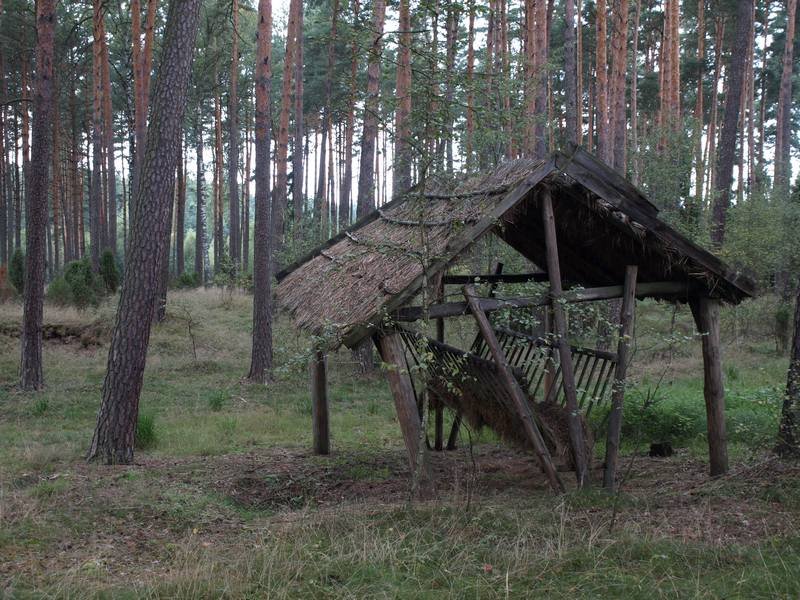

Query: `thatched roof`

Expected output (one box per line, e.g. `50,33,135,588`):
276,145,755,348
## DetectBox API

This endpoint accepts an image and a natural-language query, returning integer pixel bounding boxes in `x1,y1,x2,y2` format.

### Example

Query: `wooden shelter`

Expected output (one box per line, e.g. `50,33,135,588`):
276,145,755,493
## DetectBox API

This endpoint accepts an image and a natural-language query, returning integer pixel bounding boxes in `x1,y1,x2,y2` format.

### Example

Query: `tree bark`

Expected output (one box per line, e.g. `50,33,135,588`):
194,108,209,281
355,0,386,218
316,0,339,238
595,0,610,162
20,0,56,391
777,287,800,457
247,0,274,383
291,0,304,235
338,0,359,229
273,0,299,250
88,0,202,464
564,0,578,144
774,0,797,197
393,0,413,194
101,34,116,253
90,0,105,270
609,0,628,172
175,137,185,276
710,0,753,247
228,0,241,267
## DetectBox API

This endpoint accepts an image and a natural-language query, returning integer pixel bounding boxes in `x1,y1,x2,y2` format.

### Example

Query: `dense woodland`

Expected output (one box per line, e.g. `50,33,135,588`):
0,0,799,459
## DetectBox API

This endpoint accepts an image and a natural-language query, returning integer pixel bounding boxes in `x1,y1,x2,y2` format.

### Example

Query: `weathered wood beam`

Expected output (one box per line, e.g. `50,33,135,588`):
310,350,330,455
603,265,638,490
394,281,689,322
541,187,590,488
463,284,565,493
374,332,433,494
442,272,549,285
434,273,445,451
690,297,729,476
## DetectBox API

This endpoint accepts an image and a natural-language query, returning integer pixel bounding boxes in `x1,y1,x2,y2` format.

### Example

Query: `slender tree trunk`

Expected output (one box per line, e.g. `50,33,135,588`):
175,135,185,276
90,0,105,270
194,107,210,281
564,0,578,144
213,87,224,266
52,105,61,273
777,287,800,457
711,0,754,247
292,0,304,233
316,0,338,238
248,0,274,383
609,0,628,172
355,0,386,218
242,101,251,271
273,0,299,251
20,0,56,391
576,0,584,145
393,0,412,194
691,0,705,226
465,0,475,168
88,0,202,464
595,0,609,161
338,0,358,230
101,34,116,253
228,0,241,267
630,0,641,184
774,0,797,197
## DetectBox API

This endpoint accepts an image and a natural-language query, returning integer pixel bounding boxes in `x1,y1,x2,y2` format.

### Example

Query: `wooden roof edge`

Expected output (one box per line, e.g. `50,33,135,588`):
339,158,558,348
554,144,757,302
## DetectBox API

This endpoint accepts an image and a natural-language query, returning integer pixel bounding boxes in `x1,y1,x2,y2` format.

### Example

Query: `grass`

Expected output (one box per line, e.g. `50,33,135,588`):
0,289,798,598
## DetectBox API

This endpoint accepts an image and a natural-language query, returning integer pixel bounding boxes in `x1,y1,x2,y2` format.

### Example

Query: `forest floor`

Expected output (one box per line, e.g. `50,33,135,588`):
1,289,799,598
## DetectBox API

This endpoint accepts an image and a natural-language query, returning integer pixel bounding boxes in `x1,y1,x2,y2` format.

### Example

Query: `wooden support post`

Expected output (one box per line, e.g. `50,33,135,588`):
375,332,433,493
603,265,638,490
463,284,565,493
434,274,445,451
310,350,330,455
690,296,729,476
540,187,591,487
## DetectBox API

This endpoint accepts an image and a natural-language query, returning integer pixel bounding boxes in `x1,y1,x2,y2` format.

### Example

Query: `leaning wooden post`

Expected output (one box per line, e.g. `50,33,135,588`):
603,265,638,490
310,350,330,455
434,274,445,451
540,187,591,487
374,332,433,494
690,296,729,476
463,284,565,493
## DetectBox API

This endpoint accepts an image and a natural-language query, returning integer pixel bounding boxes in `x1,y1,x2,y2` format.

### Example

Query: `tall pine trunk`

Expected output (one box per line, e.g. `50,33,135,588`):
711,0,753,247
20,0,56,391
248,0,274,383
316,0,338,238
89,0,202,465
774,0,797,196
338,0,359,230
228,0,241,267
393,0,412,193
291,1,304,233
355,0,386,218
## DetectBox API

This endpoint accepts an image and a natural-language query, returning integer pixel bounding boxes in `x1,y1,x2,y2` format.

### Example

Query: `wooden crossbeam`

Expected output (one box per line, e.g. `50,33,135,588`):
442,272,549,285
393,281,689,322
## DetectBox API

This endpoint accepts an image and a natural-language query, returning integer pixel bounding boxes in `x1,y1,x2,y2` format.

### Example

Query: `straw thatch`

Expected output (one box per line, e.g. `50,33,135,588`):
276,146,755,348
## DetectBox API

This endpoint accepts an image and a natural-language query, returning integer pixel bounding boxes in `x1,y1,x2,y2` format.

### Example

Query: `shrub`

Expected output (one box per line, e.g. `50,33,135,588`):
46,276,73,306
64,259,101,310
9,248,24,295
99,250,120,293
175,271,201,289
135,413,158,450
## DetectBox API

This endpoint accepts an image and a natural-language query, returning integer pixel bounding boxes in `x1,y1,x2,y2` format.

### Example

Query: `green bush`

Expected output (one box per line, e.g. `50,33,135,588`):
64,259,101,310
135,413,158,450
9,248,24,295
175,271,201,289
99,250,120,293
46,276,73,306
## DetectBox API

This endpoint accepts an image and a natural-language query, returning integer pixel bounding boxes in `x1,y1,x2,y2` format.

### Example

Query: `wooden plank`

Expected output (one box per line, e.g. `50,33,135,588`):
603,265,638,490
374,333,433,493
463,284,565,493
310,351,330,455
340,158,558,348
541,187,591,488
690,297,729,476
393,281,689,322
